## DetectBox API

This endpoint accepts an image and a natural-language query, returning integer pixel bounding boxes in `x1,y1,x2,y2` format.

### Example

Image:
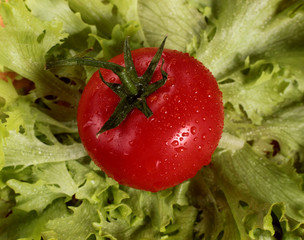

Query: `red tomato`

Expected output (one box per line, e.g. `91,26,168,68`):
77,47,224,192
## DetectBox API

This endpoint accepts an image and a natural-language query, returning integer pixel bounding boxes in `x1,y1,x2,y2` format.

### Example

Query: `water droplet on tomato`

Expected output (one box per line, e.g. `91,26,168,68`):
149,117,155,123
166,76,176,87
171,140,179,147
163,94,169,101
174,95,181,103
198,145,202,150
174,146,187,153
190,126,197,135
156,160,161,169
160,106,167,114
83,120,95,129
182,132,189,137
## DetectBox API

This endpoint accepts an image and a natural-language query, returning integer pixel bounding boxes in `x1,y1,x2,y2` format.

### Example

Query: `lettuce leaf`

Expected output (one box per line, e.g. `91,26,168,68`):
1,0,304,239
194,0,304,79
138,0,206,51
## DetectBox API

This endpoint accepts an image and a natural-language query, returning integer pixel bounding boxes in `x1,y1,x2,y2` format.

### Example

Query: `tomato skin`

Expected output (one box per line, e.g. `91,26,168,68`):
77,48,224,192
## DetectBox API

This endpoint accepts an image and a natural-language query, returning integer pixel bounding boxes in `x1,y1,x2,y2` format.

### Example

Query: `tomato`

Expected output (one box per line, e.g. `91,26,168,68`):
77,46,224,192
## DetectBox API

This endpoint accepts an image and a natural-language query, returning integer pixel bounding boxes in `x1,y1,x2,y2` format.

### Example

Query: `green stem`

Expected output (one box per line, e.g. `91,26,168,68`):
46,37,168,136
118,69,138,95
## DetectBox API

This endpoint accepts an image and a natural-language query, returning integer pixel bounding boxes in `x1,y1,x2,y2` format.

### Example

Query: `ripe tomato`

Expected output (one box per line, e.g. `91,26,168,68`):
77,47,224,192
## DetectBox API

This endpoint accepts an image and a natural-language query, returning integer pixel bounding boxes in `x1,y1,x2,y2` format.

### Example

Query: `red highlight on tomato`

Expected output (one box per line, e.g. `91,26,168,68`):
77,44,224,192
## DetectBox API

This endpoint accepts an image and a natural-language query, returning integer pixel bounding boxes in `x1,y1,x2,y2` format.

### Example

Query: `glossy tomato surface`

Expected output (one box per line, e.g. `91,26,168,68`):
77,48,224,192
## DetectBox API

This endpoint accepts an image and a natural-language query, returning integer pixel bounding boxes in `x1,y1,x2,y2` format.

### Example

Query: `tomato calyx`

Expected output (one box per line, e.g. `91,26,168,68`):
46,37,168,136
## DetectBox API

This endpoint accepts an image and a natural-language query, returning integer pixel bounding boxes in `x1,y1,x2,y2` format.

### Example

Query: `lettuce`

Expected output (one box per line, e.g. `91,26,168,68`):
0,0,304,239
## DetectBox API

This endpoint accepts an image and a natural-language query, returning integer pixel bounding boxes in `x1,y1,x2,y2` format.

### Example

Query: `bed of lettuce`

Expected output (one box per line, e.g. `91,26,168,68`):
0,0,304,239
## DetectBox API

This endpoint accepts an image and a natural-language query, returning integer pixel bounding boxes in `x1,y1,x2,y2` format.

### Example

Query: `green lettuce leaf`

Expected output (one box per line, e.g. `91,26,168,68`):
0,0,79,120
137,0,206,51
219,57,304,124
0,199,69,240
194,0,304,79
2,97,87,167
46,200,100,240
25,0,94,35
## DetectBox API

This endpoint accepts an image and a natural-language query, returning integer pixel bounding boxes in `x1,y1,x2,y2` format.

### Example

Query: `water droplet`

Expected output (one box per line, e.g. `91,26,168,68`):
198,145,202,150
208,94,212,98
208,127,212,132
202,117,206,121
179,137,184,141
166,77,176,87
163,94,169,101
174,95,181,103
160,106,167,114
202,135,206,140
191,126,197,135
156,160,161,168
171,140,179,147
149,117,155,123
194,137,198,141
182,132,189,137
83,120,95,129
175,146,186,153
